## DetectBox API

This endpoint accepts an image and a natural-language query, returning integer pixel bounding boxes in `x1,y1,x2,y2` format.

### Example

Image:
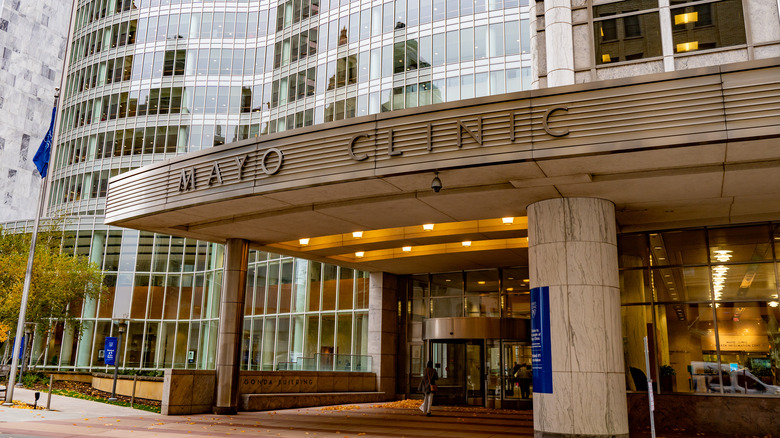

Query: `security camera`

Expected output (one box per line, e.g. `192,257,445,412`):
431,172,442,193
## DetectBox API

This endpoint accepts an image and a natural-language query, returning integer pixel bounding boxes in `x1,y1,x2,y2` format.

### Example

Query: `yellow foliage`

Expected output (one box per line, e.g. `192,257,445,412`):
0,321,9,342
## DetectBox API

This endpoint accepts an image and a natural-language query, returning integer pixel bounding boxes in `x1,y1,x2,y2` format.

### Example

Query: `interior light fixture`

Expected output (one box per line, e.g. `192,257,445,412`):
602,54,611,63
355,251,365,258
352,231,363,238
523,279,530,283
770,301,779,308
502,217,514,225
676,41,699,53
478,281,486,285
713,250,732,263
423,224,435,231
299,238,310,245
462,241,472,247
674,12,698,25
402,246,412,252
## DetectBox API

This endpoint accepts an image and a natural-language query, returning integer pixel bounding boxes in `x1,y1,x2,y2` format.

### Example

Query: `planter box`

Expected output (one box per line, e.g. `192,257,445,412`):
91,373,163,401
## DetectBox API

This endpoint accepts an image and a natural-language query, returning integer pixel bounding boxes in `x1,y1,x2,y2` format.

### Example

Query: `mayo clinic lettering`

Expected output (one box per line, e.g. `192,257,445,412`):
178,106,570,193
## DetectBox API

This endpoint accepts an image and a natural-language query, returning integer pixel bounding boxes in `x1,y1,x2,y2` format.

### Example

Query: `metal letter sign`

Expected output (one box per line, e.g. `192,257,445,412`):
531,286,553,393
104,336,118,366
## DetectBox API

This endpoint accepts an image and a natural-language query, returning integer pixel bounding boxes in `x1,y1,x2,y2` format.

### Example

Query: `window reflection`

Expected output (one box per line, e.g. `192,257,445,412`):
671,0,746,53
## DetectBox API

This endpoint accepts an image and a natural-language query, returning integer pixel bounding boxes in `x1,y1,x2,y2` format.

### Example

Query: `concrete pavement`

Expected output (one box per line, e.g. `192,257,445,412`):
1,388,533,437
0,387,709,437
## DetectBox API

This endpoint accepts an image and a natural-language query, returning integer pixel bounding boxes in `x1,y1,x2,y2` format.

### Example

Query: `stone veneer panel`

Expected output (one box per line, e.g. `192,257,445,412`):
0,0,71,222
528,198,628,438
161,369,216,415
368,272,398,400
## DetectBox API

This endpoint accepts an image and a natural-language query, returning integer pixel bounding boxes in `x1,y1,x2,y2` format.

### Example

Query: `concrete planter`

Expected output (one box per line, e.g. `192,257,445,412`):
91,373,163,401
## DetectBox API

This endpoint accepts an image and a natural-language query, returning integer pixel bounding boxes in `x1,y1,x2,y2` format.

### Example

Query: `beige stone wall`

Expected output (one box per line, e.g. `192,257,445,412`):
238,371,377,394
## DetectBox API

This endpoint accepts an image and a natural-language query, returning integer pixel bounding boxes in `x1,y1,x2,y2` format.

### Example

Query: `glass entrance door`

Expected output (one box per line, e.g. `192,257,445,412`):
431,340,485,406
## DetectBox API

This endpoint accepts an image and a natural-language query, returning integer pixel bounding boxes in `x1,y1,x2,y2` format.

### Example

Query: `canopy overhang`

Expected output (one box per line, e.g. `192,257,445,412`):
105,59,780,274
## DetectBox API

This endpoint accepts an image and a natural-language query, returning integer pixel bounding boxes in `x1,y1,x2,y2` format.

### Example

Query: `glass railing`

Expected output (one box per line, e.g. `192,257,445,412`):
276,353,372,372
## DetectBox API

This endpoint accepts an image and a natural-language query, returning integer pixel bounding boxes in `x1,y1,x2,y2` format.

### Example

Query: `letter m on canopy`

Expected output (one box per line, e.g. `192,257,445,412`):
179,167,196,192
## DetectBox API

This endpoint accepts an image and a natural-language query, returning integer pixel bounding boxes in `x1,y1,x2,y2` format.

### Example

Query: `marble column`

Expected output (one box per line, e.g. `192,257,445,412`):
544,0,575,87
658,0,676,72
213,239,249,415
368,272,398,399
528,198,628,438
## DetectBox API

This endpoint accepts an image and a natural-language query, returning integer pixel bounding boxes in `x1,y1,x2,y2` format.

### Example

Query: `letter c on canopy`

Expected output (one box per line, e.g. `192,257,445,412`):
543,106,569,137
349,133,370,161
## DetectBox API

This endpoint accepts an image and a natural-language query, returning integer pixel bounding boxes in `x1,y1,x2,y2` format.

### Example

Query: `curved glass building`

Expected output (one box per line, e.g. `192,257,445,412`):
32,0,531,374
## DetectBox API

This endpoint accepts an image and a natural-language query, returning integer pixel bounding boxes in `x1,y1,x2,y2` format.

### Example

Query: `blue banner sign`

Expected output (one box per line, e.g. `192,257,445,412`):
104,337,118,366
17,336,25,359
531,286,553,394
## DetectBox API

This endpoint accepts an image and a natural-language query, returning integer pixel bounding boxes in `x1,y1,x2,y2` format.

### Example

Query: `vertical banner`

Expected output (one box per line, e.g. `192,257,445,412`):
104,337,118,366
531,286,553,393
17,336,25,359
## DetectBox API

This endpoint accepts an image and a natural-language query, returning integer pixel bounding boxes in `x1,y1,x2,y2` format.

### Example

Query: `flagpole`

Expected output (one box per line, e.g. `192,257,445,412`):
3,89,58,406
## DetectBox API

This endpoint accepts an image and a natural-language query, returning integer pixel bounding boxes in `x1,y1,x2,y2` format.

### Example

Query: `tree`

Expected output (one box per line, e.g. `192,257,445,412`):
0,224,104,345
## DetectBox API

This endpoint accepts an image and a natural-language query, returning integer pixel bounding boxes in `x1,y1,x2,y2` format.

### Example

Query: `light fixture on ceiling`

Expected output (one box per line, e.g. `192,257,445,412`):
299,238,310,246
423,224,434,231
523,279,530,283
431,172,442,193
769,301,779,308
674,12,698,25
713,250,732,262
478,281,486,285
352,231,363,238
502,217,514,225
677,41,699,53
462,241,472,247
402,246,412,252
507,287,514,291
355,251,365,258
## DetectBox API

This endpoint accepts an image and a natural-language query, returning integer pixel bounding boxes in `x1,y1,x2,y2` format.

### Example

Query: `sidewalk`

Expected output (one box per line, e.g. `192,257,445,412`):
0,388,708,438
0,387,160,423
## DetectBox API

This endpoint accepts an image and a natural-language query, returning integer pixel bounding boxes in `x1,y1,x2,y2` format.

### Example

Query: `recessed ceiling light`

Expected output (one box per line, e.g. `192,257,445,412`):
502,217,514,225
402,246,412,252
523,279,530,283
352,231,363,238
462,241,472,247
478,281,486,285
423,224,434,231
355,251,365,258
299,238,310,245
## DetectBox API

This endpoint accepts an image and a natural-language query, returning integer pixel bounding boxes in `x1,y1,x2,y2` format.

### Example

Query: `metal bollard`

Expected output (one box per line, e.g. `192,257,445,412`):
130,375,137,408
46,377,53,410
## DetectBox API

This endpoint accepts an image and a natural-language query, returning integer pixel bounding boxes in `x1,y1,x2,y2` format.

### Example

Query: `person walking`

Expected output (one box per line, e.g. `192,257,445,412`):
517,364,532,399
418,361,438,416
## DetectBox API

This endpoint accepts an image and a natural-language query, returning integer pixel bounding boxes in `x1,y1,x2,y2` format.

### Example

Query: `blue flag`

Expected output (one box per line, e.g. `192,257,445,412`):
32,106,57,178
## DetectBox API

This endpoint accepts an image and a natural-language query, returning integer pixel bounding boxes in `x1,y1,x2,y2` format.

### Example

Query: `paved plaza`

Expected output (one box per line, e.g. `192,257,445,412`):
1,388,533,438
0,388,714,438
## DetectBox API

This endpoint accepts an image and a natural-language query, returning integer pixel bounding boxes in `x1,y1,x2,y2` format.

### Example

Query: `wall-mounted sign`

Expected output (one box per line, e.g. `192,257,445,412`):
702,335,769,352
531,286,553,394
104,336,117,366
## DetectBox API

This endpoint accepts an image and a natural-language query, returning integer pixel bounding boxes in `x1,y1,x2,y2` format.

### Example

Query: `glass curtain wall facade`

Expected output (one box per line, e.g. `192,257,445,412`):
35,0,533,373
1,219,369,373
619,224,780,397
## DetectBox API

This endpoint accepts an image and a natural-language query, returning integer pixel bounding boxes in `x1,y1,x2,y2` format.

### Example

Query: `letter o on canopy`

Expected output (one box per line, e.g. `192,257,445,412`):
260,147,284,175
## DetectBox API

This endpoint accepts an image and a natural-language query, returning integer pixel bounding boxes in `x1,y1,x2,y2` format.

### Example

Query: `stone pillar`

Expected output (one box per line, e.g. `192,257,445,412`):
368,272,398,399
528,198,628,438
544,0,575,87
213,239,249,414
